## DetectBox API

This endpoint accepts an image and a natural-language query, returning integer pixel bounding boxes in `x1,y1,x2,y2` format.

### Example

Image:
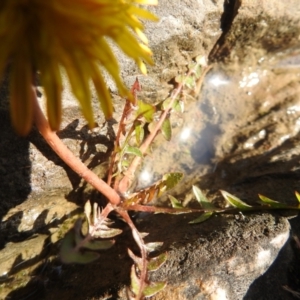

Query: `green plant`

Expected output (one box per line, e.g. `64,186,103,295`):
169,185,300,225
58,57,210,299
1,1,215,298
2,2,299,296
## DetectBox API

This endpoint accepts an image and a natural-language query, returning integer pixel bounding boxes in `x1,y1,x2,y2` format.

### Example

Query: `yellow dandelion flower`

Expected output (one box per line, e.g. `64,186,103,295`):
0,0,158,135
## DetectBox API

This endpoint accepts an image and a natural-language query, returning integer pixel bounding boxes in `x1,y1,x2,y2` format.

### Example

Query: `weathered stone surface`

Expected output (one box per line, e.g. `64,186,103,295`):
0,234,48,277
1,0,300,299
139,213,290,300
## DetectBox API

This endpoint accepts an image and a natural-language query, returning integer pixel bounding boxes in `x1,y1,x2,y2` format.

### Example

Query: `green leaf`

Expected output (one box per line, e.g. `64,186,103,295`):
84,239,115,250
168,195,184,209
93,227,123,239
185,76,196,89
161,172,183,190
135,121,144,145
63,250,100,264
136,100,156,122
192,186,216,209
144,242,163,253
124,145,143,157
128,248,143,270
220,190,252,210
258,194,288,208
174,99,184,113
143,281,167,297
189,212,214,224
295,191,300,203
161,117,172,141
161,97,172,110
60,229,100,264
130,265,140,296
121,160,130,167
148,253,168,272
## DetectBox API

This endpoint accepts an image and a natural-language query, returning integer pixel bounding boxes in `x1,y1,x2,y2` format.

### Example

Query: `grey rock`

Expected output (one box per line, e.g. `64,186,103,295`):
1,0,300,300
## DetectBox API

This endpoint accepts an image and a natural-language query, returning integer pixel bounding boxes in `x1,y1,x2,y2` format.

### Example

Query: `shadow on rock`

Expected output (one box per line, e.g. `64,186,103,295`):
0,72,31,231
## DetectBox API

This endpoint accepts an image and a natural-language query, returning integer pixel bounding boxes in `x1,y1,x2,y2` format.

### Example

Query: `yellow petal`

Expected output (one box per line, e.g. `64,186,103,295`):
135,27,148,44
134,0,158,5
40,60,63,131
128,6,159,21
90,61,113,119
61,50,95,128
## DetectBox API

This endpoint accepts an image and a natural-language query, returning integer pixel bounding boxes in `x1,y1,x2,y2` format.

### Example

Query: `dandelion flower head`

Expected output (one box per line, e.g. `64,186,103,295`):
0,0,158,135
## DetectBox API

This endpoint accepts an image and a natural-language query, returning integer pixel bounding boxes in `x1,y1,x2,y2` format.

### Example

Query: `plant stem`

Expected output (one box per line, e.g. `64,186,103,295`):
118,64,211,194
31,86,121,206
118,81,184,194
117,209,148,300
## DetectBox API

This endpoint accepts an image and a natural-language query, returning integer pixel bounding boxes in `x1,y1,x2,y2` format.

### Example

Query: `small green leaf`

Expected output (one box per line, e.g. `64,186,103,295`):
124,145,143,157
189,212,214,224
161,97,172,110
161,97,183,113
174,99,184,113
144,242,163,253
93,227,123,239
121,160,130,167
60,229,100,264
258,194,288,208
161,117,172,141
72,218,85,246
192,186,216,209
148,253,167,272
136,100,156,122
64,250,100,264
220,190,252,210
143,281,167,297
84,239,115,250
161,172,183,190
130,265,140,296
128,248,143,270
185,76,196,89
169,195,184,209
135,121,144,145
295,191,300,203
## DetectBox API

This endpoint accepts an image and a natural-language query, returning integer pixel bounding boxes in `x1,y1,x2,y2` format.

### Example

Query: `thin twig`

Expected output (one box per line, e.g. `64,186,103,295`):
31,86,121,206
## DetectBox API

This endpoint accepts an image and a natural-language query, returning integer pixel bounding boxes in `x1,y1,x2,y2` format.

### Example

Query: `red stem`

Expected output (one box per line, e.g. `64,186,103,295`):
31,86,121,206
